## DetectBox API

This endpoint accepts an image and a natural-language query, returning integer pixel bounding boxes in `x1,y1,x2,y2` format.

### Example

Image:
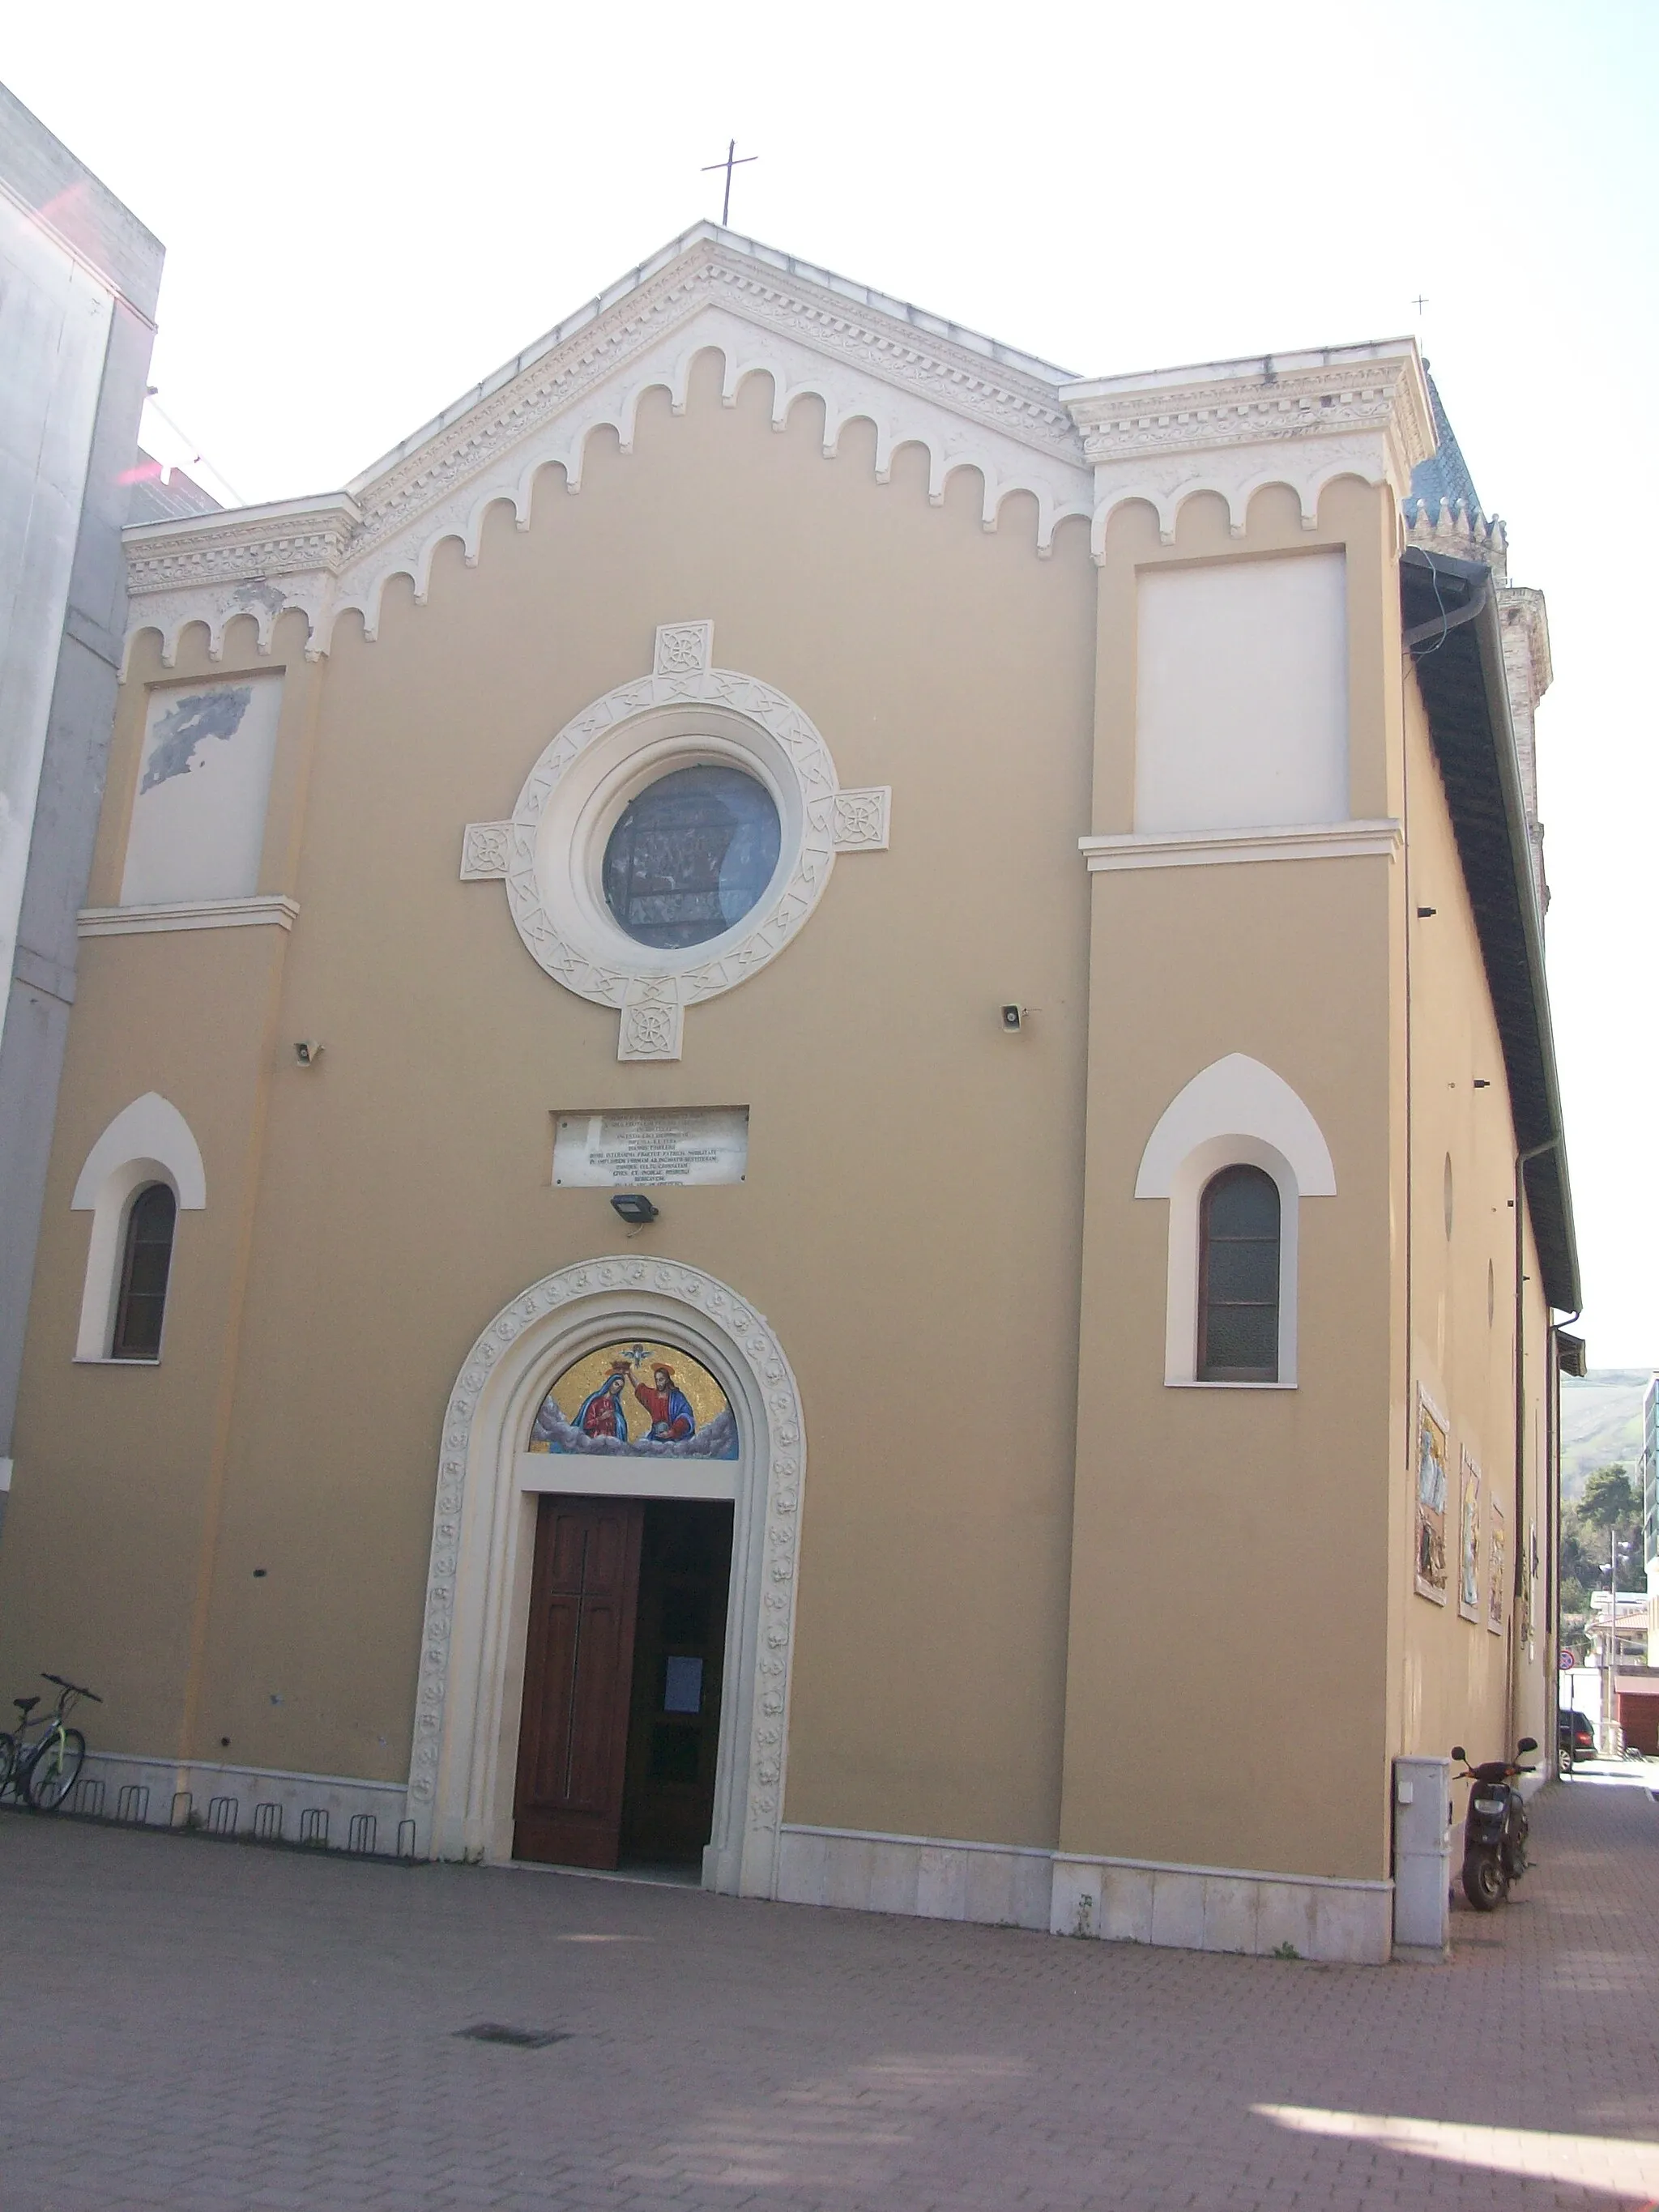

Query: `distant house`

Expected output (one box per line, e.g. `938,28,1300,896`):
1591,1584,1659,1754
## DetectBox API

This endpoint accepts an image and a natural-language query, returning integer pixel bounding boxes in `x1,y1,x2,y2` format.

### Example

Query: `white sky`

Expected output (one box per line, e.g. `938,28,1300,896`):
6,2,1655,1359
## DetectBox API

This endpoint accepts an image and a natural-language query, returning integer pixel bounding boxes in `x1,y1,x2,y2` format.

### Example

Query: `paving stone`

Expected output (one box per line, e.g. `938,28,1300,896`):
2,1774,1658,2207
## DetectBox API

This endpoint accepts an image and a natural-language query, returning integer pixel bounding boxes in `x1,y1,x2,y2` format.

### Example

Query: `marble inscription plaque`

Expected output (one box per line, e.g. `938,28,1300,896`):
553,1106,749,1188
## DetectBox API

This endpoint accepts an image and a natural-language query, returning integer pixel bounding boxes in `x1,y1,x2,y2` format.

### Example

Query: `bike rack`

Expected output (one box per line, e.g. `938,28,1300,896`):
34,1762,424,1867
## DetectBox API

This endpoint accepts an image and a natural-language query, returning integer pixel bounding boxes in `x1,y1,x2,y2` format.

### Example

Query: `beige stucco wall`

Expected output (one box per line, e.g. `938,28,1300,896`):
2,354,1098,1849
2,922,288,1750
1393,673,1553,1775
1059,482,1400,1885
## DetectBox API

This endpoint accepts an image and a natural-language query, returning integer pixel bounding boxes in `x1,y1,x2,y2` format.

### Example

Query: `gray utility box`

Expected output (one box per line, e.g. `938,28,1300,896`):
1391,1755,1452,1961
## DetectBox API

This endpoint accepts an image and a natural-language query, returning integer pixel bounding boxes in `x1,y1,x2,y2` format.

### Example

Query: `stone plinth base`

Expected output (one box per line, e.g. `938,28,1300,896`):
1051,1852,1392,1964
775,1822,1393,1964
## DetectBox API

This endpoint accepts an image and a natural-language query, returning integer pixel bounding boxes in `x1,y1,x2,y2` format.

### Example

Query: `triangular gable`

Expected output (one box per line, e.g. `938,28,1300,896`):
120,224,1098,667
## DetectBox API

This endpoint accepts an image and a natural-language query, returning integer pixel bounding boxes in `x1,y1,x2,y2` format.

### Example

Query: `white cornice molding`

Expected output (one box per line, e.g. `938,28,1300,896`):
351,222,1077,493
123,491,362,563
1062,342,1435,552
119,234,1094,671
121,495,362,671
115,232,1439,666
79,895,300,936
353,238,1082,544
1080,820,1402,872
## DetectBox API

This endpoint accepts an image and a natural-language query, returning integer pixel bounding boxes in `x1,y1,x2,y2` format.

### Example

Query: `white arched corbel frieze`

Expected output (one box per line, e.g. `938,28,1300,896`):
122,283,1094,671
407,1257,806,1898
328,328,1090,643
1068,341,1434,559
1088,447,1408,558
1137,1055,1336,1388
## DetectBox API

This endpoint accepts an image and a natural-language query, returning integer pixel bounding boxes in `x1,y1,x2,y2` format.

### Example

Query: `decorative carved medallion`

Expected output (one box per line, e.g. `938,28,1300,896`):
618,982,684,1063
459,821,512,880
831,786,891,851
652,621,714,678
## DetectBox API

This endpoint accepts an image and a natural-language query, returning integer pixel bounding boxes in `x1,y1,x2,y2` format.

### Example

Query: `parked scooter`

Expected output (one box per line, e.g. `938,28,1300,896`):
1451,1737,1538,1910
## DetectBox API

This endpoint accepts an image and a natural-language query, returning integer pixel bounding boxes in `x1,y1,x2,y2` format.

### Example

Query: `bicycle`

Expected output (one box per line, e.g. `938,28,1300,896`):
0,1673,100,1811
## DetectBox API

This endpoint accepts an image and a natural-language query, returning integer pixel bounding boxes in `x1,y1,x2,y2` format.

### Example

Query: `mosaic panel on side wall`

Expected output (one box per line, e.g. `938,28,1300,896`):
1414,1391,1449,1605
528,1341,738,1459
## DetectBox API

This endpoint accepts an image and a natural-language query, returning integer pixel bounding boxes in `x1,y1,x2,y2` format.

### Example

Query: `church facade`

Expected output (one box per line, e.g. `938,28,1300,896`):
0,226,1576,1963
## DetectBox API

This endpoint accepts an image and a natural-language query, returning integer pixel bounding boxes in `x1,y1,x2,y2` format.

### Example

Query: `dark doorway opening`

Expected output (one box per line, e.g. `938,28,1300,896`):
512,1494,732,1873
621,1499,733,1869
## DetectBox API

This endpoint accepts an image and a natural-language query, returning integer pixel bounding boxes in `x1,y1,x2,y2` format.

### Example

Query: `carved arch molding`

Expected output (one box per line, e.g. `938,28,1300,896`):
407,1256,805,1898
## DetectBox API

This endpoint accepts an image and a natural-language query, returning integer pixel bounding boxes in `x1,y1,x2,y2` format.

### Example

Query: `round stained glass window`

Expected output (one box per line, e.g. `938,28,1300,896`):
602,764,782,949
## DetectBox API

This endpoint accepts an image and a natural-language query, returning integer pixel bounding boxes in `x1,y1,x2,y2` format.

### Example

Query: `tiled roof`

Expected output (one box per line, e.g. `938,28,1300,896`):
1404,371,1482,522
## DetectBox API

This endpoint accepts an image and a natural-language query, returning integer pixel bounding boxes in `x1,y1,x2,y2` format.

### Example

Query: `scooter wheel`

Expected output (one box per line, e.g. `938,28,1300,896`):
1463,1850,1508,1911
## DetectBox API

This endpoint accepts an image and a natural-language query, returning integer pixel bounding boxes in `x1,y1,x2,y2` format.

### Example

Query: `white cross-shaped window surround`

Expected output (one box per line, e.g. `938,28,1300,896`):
461,623,890,1059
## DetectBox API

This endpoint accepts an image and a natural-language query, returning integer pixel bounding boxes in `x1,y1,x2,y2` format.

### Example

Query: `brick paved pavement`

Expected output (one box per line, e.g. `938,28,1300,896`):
3,1771,1659,2210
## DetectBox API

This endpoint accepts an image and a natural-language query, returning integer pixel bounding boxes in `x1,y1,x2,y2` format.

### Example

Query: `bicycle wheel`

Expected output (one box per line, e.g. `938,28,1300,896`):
26,1728,84,1811
0,1733,15,1799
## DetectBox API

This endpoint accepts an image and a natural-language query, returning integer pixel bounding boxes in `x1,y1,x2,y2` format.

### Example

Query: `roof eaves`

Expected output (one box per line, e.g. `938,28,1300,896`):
1401,545,1580,1311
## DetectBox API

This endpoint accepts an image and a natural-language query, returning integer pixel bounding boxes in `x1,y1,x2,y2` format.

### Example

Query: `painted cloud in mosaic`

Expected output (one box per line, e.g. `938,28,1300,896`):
528,1340,738,1458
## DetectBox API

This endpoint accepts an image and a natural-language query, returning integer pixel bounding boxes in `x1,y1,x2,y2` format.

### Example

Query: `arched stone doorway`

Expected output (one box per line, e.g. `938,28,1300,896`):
405,1259,804,1895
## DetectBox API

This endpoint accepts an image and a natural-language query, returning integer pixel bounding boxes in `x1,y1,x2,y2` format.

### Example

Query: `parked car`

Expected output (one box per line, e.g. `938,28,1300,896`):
1559,1709,1597,1762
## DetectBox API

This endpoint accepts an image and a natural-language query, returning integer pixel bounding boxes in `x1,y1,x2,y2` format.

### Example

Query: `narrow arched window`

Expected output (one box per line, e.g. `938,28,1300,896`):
1197,1166,1280,1382
111,1183,177,1360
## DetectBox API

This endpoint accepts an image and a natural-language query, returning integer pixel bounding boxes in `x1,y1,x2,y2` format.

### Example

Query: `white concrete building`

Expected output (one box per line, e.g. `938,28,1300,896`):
0,85,164,1520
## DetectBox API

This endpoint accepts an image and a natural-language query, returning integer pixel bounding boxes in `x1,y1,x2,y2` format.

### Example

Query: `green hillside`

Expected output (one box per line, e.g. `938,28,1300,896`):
1560,1370,1651,1502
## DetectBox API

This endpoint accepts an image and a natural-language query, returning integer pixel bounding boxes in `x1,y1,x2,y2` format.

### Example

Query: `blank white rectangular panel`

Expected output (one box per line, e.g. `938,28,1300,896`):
121,675,284,907
1134,552,1348,834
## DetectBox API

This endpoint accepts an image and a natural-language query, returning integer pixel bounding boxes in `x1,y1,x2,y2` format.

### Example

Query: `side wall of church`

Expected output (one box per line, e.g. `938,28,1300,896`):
0,353,1102,1854
1392,672,1553,1775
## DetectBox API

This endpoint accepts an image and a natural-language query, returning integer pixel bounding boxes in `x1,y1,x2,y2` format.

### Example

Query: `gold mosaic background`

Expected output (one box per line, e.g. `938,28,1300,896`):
528,1340,731,1450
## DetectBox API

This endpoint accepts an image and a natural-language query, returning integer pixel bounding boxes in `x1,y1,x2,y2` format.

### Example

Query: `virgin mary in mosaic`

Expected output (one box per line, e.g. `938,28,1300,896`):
528,1341,739,1459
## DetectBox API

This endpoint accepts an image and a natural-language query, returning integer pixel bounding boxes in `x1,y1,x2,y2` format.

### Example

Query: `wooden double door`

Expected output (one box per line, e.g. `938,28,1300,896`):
512,1494,734,1869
